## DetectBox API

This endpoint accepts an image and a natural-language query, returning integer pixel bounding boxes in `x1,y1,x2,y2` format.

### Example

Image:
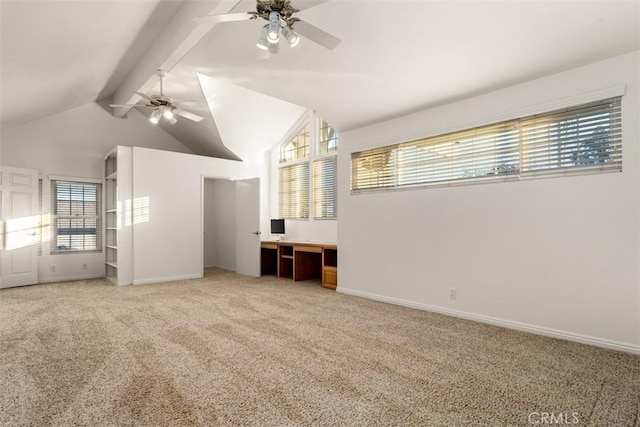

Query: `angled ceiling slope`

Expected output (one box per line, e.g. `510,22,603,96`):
197,72,306,162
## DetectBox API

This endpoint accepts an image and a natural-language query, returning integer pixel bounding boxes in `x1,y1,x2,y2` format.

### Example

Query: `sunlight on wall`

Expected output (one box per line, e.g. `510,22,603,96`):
133,197,149,225
124,197,150,226
4,214,40,250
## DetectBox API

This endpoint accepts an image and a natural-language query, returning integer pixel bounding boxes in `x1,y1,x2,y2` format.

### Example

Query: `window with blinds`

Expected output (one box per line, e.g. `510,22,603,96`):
51,180,102,253
279,164,309,219
313,156,337,219
351,97,622,192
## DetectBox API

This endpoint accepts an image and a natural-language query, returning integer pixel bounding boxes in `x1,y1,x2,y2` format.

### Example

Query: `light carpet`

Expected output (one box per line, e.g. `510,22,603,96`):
0,268,638,426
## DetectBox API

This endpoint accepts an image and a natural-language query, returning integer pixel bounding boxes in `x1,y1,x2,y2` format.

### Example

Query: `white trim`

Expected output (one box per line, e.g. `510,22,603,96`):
133,273,202,286
205,265,235,272
38,273,104,284
337,287,640,355
48,175,102,184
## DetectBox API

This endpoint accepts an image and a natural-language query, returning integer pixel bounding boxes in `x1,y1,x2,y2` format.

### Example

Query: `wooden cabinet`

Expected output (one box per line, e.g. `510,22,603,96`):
261,241,338,290
322,247,338,290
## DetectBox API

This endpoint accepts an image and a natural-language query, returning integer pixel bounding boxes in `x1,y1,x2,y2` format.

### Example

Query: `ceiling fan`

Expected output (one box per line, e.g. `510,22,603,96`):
193,0,341,54
110,70,204,125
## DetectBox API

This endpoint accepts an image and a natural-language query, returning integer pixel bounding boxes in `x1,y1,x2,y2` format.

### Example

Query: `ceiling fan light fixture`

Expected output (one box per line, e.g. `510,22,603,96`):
267,11,280,42
163,106,175,120
256,25,270,50
149,108,162,124
281,24,299,47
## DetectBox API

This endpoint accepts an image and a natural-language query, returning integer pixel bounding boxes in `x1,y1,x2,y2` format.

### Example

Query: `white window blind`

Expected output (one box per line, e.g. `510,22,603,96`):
313,156,337,219
352,97,622,192
279,164,309,219
51,180,102,253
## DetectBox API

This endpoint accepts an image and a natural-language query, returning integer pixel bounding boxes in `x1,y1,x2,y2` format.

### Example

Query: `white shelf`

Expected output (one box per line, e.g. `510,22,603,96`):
104,146,132,286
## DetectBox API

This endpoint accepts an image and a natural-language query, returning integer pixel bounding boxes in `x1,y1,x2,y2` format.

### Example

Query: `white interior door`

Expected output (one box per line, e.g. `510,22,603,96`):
1,166,39,288
235,178,260,277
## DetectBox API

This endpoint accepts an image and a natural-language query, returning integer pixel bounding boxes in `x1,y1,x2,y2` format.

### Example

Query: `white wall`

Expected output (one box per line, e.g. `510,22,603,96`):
1,102,194,283
203,179,236,270
338,51,640,353
131,147,261,285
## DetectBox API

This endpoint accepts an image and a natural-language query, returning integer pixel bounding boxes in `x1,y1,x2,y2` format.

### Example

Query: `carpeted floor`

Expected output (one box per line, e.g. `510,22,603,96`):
0,268,638,426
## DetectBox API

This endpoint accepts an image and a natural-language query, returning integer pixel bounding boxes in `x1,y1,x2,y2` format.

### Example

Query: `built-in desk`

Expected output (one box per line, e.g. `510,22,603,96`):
261,241,338,290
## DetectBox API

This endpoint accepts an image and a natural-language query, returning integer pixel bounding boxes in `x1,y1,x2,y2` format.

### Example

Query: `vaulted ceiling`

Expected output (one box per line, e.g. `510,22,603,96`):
2,0,639,160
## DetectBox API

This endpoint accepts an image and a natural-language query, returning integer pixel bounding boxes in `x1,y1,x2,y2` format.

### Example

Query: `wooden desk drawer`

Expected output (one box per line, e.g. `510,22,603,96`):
261,243,278,249
323,267,337,290
294,245,323,253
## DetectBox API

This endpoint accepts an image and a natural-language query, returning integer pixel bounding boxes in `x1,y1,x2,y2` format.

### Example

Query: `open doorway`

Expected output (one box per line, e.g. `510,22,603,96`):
203,178,237,271
202,177,261,277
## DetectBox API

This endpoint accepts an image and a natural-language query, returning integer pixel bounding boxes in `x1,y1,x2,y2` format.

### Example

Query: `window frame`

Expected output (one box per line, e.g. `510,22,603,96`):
50,179,102,254
351,96,622,193
278,112,338,220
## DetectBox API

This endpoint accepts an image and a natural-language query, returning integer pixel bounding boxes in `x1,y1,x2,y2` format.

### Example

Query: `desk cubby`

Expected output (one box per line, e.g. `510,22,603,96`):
278,244,294,280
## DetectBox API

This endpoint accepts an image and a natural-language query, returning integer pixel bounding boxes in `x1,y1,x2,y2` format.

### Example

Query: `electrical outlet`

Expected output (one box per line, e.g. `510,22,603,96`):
50,265,56,273
449,288,457,300
82,263,87,270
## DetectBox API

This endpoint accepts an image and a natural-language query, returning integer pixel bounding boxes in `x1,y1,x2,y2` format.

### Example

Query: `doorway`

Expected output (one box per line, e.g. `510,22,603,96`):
202,177,261,277
203,178,237,271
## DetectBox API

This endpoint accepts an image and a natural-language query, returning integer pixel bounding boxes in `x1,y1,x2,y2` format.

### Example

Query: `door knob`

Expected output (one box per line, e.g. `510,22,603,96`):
252,231,261,235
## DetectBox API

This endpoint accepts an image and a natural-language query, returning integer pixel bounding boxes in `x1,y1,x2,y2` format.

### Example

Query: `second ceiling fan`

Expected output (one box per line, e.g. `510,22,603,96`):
110,70,204,125
194,0,341,54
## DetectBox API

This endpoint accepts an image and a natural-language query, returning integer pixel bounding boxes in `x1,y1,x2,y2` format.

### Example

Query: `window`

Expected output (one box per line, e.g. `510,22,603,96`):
279,163,309,219
279,113,338,219
51,180,101,253
351,97,622,192
313,156,337,218
319,119,338,154
280,125,310,162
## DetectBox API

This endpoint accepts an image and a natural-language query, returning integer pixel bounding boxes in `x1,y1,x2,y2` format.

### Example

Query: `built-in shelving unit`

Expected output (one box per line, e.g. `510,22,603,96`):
104,150,118,284
103,146,133,286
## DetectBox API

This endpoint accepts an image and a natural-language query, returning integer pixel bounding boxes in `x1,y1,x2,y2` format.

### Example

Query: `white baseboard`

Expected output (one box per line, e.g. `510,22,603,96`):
133,273,202,286
338,287,640,355
38,273,104,284
204,265,235,272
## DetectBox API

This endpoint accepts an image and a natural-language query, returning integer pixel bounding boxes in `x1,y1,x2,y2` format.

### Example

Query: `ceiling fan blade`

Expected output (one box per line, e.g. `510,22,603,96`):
135,91,158,104
193,12,254,25
174,108,204,122
109,104,140,108
292,19,341,50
